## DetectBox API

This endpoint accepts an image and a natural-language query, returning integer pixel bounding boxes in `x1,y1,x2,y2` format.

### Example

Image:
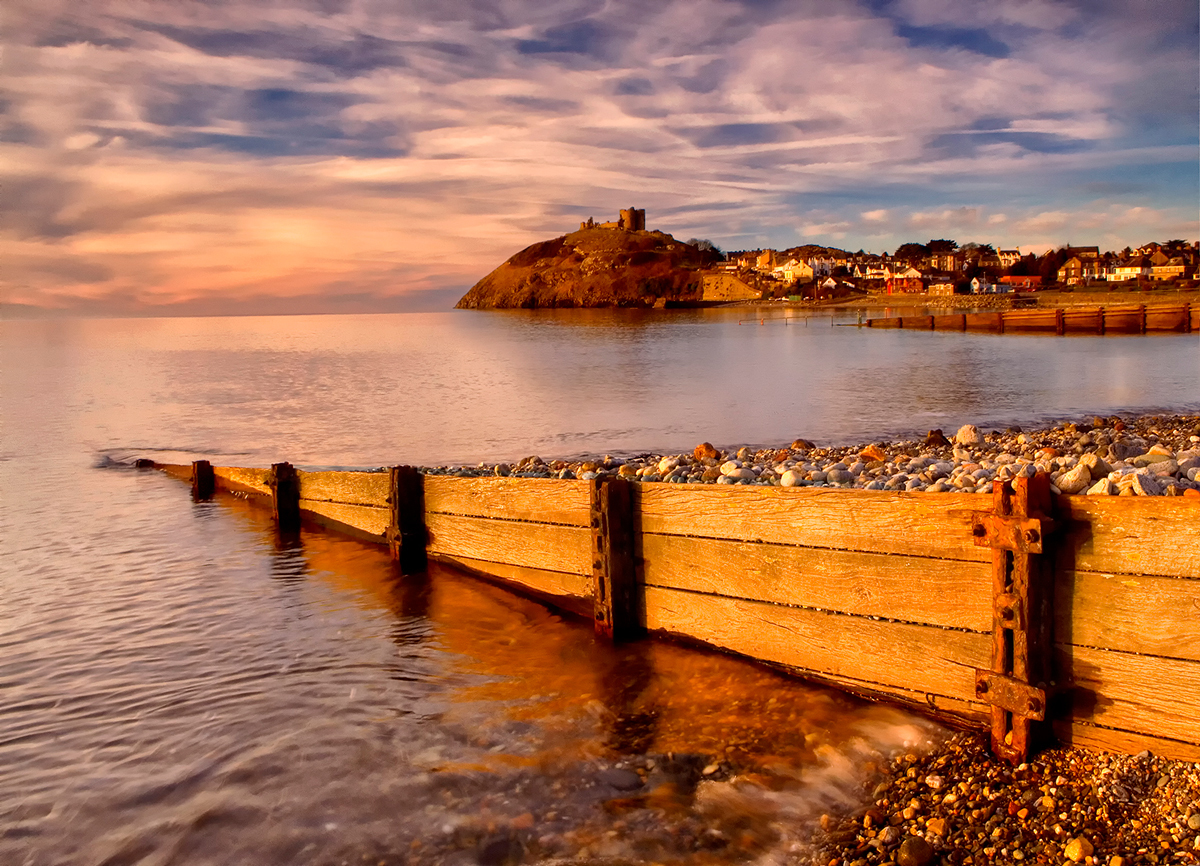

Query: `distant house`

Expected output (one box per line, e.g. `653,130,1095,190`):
999,275,1043,290
885,265,925,294
928,281,957,296
1151,257,1190,281
1057,256,1085,285
773,258,814,284
927,252,962,272
1111,257,1151,281
998,249,1022,268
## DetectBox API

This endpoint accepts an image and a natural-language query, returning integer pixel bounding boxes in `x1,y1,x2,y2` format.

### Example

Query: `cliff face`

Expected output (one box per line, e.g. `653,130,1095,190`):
455,229,718,309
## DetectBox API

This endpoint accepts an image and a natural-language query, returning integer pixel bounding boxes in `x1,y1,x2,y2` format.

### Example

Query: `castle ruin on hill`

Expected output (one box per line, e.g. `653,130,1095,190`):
580,207,646,232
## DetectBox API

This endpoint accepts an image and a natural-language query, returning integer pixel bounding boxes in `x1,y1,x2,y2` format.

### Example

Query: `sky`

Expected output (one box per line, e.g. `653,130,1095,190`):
2,0,1198,316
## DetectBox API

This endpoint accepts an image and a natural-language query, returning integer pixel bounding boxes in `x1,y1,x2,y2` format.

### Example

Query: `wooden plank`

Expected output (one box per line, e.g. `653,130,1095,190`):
298,470,389,506
1002,310,1058,332
1062,309,1102,334
932,314,966,331
1055,644,1200,746
639,533,992,631
643,586,991,703
425,512,591,574
1058,570,1200,661
868,316,902,329
1052,720,1200,762
901,315,933,330
1056,495,1200,578
431,553,593,609
1191,304,1199,332
1103,305,1145,334
423,476,590,526
159,463,193,482
965,312,1004,332
635,485,992,562
1144,305,1189,332
213,466,272,496
781,668,988,725
299,499,390,539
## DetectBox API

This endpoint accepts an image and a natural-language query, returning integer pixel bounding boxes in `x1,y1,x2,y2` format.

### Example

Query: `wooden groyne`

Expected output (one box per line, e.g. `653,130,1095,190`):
156,461,1200,762
859,302,1198,334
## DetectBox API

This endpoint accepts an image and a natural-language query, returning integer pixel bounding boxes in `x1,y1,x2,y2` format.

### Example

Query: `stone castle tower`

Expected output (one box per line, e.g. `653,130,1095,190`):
619,207,646,232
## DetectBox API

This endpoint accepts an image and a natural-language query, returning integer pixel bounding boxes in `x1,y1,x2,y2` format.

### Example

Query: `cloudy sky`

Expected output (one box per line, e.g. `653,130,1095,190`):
3,0,1197,316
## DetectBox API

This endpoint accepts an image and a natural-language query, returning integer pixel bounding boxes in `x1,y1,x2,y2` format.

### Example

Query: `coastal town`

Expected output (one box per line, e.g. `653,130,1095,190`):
715,239,1200,300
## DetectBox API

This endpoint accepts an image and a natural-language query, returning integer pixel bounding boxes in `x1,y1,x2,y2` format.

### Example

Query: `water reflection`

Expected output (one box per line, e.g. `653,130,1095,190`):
181,491,946,864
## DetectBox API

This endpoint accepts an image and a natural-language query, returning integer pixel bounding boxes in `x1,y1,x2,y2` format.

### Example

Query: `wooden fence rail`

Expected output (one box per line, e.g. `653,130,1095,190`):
153,460,1200,762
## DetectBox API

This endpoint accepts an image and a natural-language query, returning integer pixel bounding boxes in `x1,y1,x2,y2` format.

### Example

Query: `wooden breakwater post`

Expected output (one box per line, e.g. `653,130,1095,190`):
590,477,638,641
270,462,301,532
191,460,215,501
971,474,1054,762
388,465,427,574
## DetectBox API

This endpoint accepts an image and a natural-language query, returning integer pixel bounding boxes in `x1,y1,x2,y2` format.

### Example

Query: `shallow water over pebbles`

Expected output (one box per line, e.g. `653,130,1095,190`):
2,310,1196,864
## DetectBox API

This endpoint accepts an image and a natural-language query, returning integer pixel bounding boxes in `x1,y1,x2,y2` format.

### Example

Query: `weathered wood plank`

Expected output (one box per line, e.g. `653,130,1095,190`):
213,466,272,496
643,586,991,703
425,512,591,574
299,499,390,539
298,470,389,506
1144,305,1189,332
1056,495,1200,578
1056,644,1200,746
1058,570,1200,661
1052,720,1200,763
158,463,193,482
639,533,992,631
635,485,992,561
424,476,590,526
431,553,593,610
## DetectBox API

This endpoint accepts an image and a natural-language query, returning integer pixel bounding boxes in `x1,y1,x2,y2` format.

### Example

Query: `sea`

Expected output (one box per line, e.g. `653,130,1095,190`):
1,307,1197,865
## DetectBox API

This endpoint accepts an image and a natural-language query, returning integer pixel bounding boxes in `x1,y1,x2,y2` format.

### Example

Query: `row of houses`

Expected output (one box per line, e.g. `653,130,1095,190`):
1056,247,1198,285
721,241,1198,294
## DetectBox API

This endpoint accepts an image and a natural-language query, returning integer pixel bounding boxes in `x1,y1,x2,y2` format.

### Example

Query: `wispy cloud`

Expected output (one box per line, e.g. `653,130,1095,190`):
1,0,1196,314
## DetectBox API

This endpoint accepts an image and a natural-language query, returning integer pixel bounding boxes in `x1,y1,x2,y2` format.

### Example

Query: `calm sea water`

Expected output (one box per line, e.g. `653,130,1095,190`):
1,309,1197,864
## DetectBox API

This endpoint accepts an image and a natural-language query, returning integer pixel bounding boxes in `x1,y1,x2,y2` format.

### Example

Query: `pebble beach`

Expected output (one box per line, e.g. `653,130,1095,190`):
422,413,1200,499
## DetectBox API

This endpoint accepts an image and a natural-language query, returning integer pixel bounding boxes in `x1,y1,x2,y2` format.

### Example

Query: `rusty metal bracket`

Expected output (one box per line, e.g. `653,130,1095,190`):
979,473,1056,763
971,512,1046,553
975,670,1046,720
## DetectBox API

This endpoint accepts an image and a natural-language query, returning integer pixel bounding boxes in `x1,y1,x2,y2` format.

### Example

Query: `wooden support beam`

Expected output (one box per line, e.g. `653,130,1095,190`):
590,477,638,642
270,462,301,532
973,473,1054,762
388,466,428,574
191,460,215,501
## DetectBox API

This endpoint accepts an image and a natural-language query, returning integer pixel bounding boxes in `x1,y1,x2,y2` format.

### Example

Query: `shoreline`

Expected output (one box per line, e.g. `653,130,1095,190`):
422,413,1200,499
804,731,1200,866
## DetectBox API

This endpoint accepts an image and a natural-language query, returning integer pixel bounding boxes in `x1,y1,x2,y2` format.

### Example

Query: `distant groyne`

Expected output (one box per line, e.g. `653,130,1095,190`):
857,302,1197,334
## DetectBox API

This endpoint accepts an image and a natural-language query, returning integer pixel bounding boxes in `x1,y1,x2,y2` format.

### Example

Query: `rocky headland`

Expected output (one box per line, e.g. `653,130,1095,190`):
455,227,719,309
421,414,1200,499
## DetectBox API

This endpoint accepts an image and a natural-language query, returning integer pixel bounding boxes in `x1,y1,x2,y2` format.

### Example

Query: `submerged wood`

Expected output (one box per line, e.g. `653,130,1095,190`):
151,462,1200,761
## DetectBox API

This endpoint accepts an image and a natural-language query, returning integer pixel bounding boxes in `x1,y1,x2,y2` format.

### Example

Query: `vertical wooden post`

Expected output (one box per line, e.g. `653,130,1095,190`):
191,460,215,501
1054,308,1065,336
972,472,1054,762
590,477,638,642
388,466,427,574
270,462,301,532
